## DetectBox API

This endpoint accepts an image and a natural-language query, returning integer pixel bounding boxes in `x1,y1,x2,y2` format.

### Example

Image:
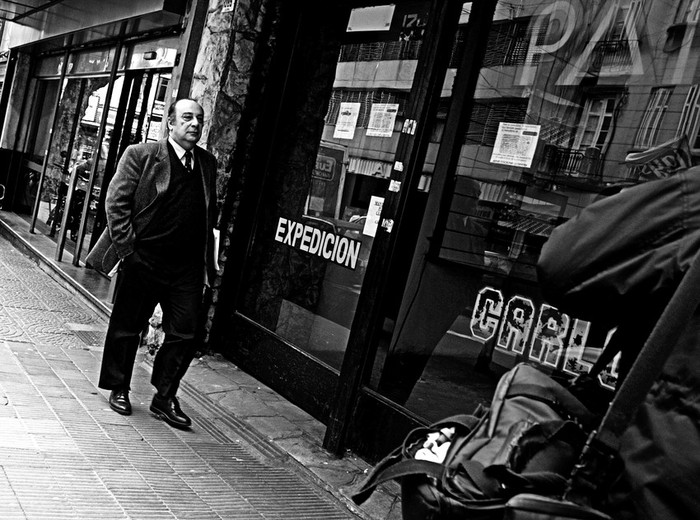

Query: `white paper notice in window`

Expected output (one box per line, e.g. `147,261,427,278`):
334,102,361,140
490,122,541,168
367,103,399,138
363,196,384,238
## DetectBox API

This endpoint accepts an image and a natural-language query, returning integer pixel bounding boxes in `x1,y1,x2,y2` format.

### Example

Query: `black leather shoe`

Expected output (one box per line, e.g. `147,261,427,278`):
150,394,191,429
109,390,132,415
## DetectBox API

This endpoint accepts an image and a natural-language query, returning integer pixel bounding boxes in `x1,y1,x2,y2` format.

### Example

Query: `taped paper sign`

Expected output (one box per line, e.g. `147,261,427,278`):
334,102,361,140
490,123,541,168
367,103,399,137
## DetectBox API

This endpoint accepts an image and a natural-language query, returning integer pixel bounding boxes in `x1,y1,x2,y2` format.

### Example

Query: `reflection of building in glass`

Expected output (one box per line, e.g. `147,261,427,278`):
378,0,700,417
431,0,700,287
2,0,700,466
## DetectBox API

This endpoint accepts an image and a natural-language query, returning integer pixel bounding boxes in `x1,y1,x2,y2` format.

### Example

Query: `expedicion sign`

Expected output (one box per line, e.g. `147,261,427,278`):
274,217,362,270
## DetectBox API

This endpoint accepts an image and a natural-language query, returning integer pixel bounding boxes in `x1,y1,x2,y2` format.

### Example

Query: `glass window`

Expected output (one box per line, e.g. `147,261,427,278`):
13,79,60,217
235,2,432,370
35,55,64,77
635,87,673,149
688,0,700,22
326,90,410,128
373,0,696,422
483,17,548,67
574,97,617,150
34,77,109,242
609,0,641,40
120,37,179,70
68,47,116,75
25,80,60,165
465,98,528,146
73,77,125,263
678,84,700,151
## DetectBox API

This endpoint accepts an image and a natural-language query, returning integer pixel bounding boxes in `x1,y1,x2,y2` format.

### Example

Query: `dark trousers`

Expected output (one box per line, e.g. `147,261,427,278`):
98,254,204,397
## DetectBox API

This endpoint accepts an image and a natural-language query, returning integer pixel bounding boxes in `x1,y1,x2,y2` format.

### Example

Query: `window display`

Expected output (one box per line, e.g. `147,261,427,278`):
374,0,696,422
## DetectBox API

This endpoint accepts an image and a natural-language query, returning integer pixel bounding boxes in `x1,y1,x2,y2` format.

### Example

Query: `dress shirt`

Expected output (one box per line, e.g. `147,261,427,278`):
168,137,196,171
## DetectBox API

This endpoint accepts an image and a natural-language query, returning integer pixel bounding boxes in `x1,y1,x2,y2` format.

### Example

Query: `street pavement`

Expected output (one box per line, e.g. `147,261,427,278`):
0,233,401,520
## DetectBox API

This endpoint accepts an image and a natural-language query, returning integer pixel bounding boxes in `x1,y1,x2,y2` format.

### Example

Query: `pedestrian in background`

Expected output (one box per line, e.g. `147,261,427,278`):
87,97,218,429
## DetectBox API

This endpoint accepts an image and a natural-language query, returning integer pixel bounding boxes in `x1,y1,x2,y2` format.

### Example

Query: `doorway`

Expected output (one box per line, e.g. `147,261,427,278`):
23,69,171,264
72,70,171,265
211,0,467,461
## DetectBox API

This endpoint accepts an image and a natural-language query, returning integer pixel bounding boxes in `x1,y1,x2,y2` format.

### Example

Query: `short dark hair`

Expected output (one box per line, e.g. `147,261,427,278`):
167,97,200,123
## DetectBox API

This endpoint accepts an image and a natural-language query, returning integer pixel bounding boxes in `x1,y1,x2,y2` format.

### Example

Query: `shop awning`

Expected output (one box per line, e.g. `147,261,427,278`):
0,0,67,23
1,0,185,47
347,156,392,179
498,215,554,237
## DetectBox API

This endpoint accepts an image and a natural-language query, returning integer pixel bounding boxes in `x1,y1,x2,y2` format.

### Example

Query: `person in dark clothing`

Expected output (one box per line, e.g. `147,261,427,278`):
89,98,218,429
537,168,700,519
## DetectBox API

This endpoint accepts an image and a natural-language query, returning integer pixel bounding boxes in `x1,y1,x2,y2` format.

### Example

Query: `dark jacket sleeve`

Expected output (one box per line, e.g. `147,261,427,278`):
536,168,700,321
105,145,147,259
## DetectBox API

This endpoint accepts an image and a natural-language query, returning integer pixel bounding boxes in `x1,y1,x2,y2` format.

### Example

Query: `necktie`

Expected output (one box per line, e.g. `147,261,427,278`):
184,151,193,173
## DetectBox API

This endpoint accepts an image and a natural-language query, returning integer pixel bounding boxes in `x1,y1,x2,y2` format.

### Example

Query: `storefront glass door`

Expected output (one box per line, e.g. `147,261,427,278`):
368,0,673,429
12,39,174,266
24,70,169,263
234,2,430,370
71,70,170,265
32,76,109,242
210,2,456,444
15,79,60,215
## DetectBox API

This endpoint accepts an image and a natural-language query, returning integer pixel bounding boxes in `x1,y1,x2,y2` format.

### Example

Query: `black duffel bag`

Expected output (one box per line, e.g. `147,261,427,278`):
351,363,596,520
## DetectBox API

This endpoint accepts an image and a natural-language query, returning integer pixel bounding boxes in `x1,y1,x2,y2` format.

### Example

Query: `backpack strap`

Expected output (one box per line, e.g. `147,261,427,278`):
352,457,504,505
430,413,483,432
598,248,700,444
566,249,700,505
506,383,594,427
351,458,445,504
352,454,568,505
457,459,502,497
351,414,484,505
486,465,569,495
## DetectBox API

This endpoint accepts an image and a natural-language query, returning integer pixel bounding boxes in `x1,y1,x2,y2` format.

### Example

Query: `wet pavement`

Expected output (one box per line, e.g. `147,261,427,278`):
0,228,402,520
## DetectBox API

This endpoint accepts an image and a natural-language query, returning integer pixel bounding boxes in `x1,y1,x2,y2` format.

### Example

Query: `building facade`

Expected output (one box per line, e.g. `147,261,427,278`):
0,0,696,462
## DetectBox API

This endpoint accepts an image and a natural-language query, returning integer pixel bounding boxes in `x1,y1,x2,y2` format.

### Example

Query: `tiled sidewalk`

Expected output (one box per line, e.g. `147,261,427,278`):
0,240,366,519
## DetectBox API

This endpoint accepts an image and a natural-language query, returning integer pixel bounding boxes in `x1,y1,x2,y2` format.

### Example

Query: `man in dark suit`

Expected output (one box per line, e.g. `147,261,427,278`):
88,98,218,429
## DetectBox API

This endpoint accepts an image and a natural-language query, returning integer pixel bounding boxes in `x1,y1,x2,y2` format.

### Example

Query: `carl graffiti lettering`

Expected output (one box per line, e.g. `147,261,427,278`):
470,286,618,389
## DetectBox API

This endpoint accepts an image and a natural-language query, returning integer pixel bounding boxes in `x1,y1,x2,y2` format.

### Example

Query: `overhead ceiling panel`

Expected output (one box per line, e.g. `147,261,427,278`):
1,0,186,48
0,1,67,23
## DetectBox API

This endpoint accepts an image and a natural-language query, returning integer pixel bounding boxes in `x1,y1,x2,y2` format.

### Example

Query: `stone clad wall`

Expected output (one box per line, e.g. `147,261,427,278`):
192,0,270,207
189,0,280,345
192,1,347,350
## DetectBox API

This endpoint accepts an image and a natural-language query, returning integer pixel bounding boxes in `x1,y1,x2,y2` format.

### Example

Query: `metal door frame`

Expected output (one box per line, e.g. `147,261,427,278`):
209,0,498,461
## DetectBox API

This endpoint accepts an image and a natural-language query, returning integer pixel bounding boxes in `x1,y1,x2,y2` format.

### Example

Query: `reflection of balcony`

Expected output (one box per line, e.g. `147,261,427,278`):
339,40,422,62
536,145,603,189
590,39,636,72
